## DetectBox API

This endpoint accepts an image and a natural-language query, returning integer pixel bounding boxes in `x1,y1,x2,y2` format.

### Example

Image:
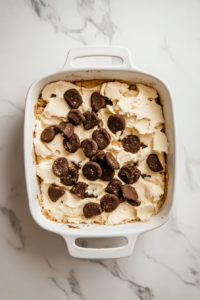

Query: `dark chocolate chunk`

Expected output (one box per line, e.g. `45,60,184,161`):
100,163,115,181
147,154,163,172
141,143,147,149
91,92,106,112
72,161,82,169
70,182,88,199
121,185,141,206
84,192,98,198
81,139,98,158
51,94,56,98
100,194,119,213
83,202,102,218
52,157,68,177
118,164,141,184
83,111,100,130
63,133,80,153
40,126,57,143
141,173,151,179
105,152,120,170
60,167,79,186
56,122,74,138
82,162,102,181
91,150,105,165
68,109,85,126
64,89,82,109
48,184,65,202
92,128,111,149
107,114,125,134
121,135,140,154
105,179,122,197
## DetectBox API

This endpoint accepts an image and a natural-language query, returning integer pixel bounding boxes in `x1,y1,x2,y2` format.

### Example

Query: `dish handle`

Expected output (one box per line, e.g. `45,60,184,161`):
61,45,138,71
63,234,139,259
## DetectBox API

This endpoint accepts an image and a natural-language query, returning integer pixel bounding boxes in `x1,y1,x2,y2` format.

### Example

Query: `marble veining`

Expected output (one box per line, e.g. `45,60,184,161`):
0,0,200,299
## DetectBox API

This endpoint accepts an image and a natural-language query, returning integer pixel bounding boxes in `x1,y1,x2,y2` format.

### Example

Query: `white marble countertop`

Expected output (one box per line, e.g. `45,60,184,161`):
1,0,200,299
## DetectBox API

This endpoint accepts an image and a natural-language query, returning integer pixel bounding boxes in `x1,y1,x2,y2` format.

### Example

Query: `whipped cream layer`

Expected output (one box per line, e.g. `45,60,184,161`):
34,81,169,224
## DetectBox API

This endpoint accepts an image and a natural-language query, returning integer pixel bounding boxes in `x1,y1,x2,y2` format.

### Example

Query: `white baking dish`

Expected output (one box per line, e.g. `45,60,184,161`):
24,46,176,259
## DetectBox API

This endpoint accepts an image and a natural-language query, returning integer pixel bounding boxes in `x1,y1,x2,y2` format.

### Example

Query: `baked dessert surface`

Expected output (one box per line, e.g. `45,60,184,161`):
34,79,169,225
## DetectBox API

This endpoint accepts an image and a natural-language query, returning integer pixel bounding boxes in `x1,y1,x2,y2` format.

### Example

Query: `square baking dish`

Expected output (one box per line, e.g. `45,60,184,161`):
24,46,176,259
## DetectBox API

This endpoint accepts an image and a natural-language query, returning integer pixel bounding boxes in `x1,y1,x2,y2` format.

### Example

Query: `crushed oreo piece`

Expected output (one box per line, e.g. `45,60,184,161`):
63,133,80,153
68,109,85,126
51,94,56,98
100,194,119,213
48,184,65,202
64,89,82,109
141,173,151,179
40,126,57,143
91,150,105,165
70,182,88,199
81,138,98,158
72,161,82,169
52,157,68,177
56,122,74,138
82,161,102,181
121,135,140,154
118,164,141,184
92,128,111,149
141,143,147,149
100,163,115,181
105,179,122,197
147,154,163,172
83,111,100,130
105,98,113,106
91,92,107,112
121,185,141,206
107,114,125,134
60,167,79,186
84,192,98,198
105,152,120,170
83,202,102,218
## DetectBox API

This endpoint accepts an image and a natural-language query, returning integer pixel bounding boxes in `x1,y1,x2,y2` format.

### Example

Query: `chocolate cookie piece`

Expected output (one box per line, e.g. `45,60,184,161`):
68,109,85,126
48,184,65,202
60,167,79,186
40,126,57,143
84,192,98,198
100,163,115,181
118,164,141,184
83,111,100,130
70,182,88,199
51,94,56,98
91,150,105,165
72,161,82,169
141,143,147,149
64,89,82,109
91,92,106,112
63,133,80,153
105,98,113,106
105,152,120,170
107,114,125,134
100,194,119,213
105,179,122,197
147,154,163,172
92,128,111,150
121,135,140,154
82,162,102,181
121,185,141,206
81,139,98,158
83,202,102,218
56,122,74,138
141,173,151,179
52,157,68,177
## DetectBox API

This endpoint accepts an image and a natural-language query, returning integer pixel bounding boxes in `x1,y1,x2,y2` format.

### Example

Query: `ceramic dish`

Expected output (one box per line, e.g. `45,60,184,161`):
24,46,176,259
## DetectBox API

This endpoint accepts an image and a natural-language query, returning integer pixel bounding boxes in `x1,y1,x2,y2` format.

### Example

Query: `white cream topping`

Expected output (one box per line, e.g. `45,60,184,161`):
34,81,168,224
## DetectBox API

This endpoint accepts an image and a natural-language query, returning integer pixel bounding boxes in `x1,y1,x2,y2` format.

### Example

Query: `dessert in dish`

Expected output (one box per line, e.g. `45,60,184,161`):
33,80,169,225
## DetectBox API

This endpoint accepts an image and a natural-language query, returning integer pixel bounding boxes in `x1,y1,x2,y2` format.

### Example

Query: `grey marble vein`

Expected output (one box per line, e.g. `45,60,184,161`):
162,37,174,61
29,0,116,44
145,253,198,288
0,205,25,249
89,259,154,300
48,277,69,299
0,98,24,112
68,270,85,300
